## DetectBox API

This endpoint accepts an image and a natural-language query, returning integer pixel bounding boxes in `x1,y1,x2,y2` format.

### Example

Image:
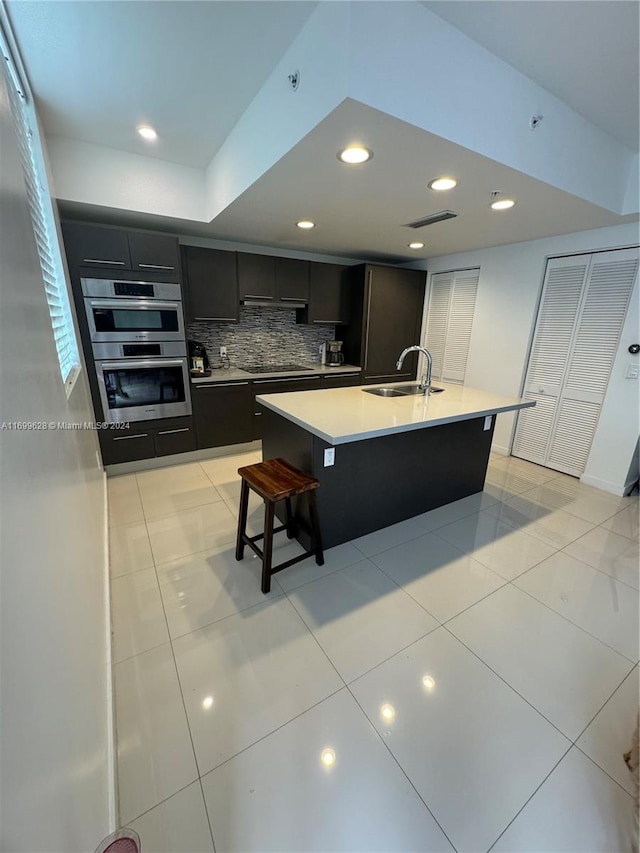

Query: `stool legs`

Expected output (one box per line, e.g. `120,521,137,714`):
284,497,296,539
307,490,324,566
235,479,250,561
262,500,275,594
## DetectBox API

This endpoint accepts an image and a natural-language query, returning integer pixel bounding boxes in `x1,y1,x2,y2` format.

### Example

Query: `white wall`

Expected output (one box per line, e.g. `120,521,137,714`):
348,2,636,215
47,135,207,222
423,223,640,494
0,71,111,851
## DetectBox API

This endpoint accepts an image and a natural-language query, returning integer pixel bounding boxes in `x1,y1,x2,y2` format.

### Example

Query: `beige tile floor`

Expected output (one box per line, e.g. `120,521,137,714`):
107,449,639,852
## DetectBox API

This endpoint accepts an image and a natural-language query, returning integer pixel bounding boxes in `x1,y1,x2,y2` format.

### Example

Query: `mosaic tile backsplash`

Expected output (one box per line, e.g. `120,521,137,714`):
186,306,337,368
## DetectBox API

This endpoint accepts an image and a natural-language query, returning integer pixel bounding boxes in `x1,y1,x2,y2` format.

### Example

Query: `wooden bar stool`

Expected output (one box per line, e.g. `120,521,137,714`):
235,457,324,593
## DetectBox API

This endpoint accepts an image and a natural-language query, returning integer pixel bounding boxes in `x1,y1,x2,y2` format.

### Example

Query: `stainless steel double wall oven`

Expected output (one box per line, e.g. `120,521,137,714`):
82,277,192,423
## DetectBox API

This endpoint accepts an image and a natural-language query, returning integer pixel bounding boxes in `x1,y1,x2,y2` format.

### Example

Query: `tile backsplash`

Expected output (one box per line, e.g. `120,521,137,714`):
187,306,336,367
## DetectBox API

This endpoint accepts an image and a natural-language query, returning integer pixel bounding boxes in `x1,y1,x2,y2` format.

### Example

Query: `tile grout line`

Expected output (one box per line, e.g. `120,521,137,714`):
280,582,458,851
485,742,573,852
344,685,458,852
557,541,640,592
511,579,639,664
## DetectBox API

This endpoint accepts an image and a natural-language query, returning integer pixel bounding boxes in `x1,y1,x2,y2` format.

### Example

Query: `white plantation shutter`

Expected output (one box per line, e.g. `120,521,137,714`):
425,269,478,384
442,270,479,383
514,248,638,475
4,57,80,392
424,272,452,380
513,257,588,464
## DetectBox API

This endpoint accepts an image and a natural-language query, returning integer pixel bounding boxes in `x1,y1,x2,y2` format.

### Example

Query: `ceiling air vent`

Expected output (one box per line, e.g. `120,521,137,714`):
404,210,458,229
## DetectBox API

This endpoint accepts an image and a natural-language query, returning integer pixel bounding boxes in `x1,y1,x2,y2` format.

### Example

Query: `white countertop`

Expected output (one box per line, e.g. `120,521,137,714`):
256,381,535,445
190,363,361,384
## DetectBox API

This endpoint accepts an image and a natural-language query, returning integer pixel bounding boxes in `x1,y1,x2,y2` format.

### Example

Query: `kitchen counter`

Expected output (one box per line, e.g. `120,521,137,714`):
190,363,361,384
258,381,535,549
256,381,534,445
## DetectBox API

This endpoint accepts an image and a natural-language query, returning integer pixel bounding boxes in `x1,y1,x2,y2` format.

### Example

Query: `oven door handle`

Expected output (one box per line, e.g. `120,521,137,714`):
98,358,186,370
86,299,182,311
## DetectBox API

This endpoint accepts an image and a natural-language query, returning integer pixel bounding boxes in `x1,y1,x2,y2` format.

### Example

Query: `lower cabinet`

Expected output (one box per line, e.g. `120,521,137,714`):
192,380,253,449
321,371,362,388
251,375,322,439
99,416,196,465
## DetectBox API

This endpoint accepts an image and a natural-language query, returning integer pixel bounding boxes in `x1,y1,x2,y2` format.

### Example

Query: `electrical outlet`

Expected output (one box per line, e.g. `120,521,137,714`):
626,363,639,380
323,447,335,467
220,346,227,358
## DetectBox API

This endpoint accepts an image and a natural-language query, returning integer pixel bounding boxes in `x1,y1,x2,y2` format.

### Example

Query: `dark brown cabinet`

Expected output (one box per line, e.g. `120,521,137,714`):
251,375,321,438
321,371,362,388
62,221,131,271
192,381,253,448
62,221,180,279
129,231,180,274
238,253,276,301
275,257,309,302
338,265,425,383
297,262,349,325
238,253,309,303
182,246,239,323
99,417,196,465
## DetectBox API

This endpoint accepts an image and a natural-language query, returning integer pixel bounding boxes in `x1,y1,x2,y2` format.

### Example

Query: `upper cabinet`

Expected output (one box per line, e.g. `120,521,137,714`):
337,265,425,383
238,253,309,303
128,231,180,274
182,246,239,323
62,221,180,279
297,263,349,325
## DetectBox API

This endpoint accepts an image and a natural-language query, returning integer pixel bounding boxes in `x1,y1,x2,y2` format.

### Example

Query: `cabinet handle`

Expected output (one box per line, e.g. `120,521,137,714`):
312,319,342,324
195,382,249,388
280,296,304,301
157,427,189,436
254,412,262,416
363,269,373,369
255,376,320,385
194,316,236,321
138,263,175,270
113,433,149,441
83,258,125,265
244,294,273,300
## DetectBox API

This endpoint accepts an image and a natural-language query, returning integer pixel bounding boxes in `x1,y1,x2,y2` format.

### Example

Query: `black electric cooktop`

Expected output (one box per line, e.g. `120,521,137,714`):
240,363,314,374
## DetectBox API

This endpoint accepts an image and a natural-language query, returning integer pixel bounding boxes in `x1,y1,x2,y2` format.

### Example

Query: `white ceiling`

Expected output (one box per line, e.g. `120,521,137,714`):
423,1,639,152
6,0,318,168
7,0,640,261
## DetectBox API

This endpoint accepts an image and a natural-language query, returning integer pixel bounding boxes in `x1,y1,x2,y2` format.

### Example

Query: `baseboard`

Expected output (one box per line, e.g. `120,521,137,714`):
490,443,510,457
104,440,262,476
580,472,627,496
102,470,118,831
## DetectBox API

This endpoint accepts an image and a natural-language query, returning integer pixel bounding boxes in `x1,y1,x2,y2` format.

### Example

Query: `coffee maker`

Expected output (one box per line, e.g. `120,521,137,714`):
188,339,211,375
325,340,344,367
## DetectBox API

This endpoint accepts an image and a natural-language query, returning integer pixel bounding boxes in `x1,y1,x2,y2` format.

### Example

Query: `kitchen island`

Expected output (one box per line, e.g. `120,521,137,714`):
257,382,535,548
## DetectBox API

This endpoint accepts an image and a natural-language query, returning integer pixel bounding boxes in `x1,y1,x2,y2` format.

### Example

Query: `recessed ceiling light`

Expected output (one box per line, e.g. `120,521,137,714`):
337,146,373,164
490,198,516,210
296,220,315,229
428,177,457,191
137,125,157,141
408,242,425,250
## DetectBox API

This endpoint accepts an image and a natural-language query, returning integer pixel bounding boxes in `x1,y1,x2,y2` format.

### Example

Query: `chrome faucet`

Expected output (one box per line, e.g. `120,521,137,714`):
396,345,433,396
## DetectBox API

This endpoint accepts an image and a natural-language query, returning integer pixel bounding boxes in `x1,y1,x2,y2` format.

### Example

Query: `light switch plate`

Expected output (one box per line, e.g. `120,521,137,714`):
626,363,639,380
324,447,335,467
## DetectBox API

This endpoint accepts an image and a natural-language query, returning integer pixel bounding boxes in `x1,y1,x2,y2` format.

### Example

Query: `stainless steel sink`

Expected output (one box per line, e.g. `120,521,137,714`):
362,387,407,397
363,385,445,398
397,384,445,395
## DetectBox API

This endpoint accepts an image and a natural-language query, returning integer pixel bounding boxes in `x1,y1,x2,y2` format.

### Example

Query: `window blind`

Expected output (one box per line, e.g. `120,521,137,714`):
4,59,81,393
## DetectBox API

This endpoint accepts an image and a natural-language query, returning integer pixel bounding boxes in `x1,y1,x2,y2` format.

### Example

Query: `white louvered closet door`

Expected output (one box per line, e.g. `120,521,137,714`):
513,248,639,475
425,269,479,384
